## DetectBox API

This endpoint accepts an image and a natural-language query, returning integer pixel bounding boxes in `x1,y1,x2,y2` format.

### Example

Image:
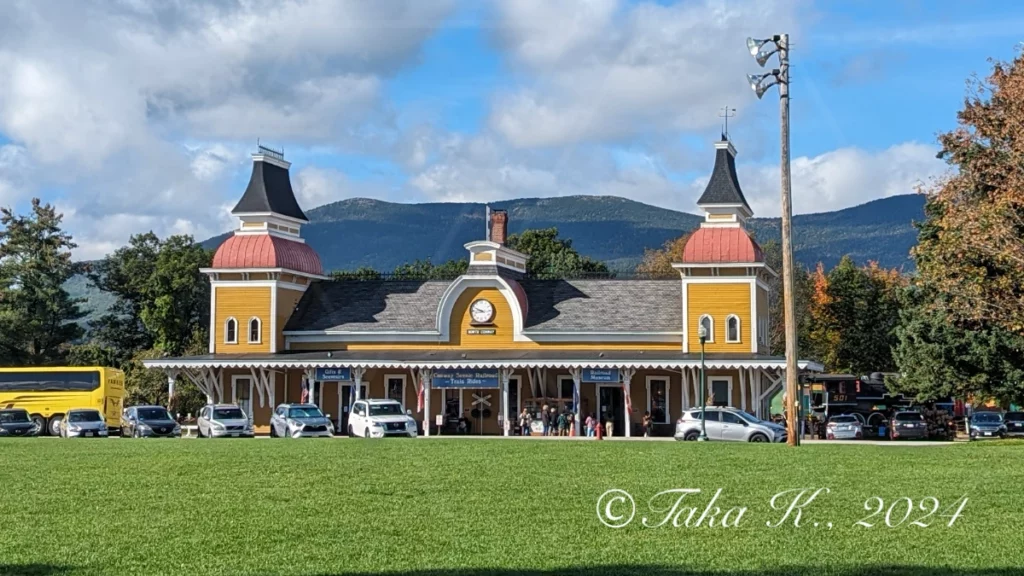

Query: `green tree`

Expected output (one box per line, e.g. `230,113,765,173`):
0,199,84,365
391,258,468,279
761,239,815,358
87,233,211,358
635,233,691,278
892,284,1024,404
804,256,904,373
506,228,609,277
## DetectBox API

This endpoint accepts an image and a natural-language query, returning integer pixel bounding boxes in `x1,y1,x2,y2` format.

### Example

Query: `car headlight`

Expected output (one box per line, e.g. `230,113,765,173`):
173,424,181,433
69,425,82,432
137,423,152,431
371,422,384,429
212,422,225,430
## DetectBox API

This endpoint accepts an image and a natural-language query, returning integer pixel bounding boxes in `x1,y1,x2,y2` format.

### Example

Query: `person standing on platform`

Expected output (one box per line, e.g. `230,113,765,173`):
605,412,615,438
642,411,652,437
557,410,568,436
541,404,550,436
519,408,531,436
585,413,596,437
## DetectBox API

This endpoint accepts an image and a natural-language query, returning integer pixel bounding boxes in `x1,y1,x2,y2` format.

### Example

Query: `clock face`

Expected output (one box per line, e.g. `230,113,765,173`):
470,299,495,324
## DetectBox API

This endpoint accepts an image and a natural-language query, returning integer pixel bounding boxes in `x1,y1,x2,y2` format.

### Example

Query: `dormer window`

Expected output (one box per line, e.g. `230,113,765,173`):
225,317,238,344
248,317,262,344
726,315,741,343
699,315,714,342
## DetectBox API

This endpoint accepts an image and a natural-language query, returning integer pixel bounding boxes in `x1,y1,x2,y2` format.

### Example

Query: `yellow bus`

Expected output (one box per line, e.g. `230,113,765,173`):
0,366,125,436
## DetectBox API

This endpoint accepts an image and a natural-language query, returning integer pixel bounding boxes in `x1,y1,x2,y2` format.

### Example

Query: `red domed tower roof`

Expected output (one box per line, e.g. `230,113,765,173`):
680,227,764,264
212,234,323,276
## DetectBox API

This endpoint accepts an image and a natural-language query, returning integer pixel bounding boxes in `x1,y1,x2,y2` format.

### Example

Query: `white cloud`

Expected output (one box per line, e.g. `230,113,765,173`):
0,0,454,258
0,144,31,206
737,141,946,216
490,0,803,148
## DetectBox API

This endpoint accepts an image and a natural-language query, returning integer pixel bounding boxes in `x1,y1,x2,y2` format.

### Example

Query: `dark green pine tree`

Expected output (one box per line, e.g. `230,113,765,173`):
0,199,85,365
506,228,609,278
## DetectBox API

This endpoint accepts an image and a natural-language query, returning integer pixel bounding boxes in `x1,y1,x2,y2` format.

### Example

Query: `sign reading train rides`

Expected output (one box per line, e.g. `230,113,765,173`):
582,369,620,383
432,371,500,388
315,367,352,381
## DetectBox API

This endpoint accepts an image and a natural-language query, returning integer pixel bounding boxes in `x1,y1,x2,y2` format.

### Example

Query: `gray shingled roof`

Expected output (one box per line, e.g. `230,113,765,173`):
520,279,681,332
284,280,450,332
285,278,682,333
232,159,309,222
696,141,752,213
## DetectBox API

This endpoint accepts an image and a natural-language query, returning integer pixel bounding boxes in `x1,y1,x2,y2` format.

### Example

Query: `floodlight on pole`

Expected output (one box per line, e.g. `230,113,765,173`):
746,32,800,448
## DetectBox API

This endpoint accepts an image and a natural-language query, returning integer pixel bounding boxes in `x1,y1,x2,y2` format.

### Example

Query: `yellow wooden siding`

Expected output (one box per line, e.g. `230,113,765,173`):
214,287,272,353
687,282,751,353
472,252,493,261
276,287,306,351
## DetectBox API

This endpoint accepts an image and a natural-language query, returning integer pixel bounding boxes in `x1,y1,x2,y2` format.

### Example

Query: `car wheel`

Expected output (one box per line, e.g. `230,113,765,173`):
683,430,699,441
30,415,46,436
133,428,141,439
363,426,370,439
749,433,769,443
269,424,277,438
47,415,64,437
347,425,354,438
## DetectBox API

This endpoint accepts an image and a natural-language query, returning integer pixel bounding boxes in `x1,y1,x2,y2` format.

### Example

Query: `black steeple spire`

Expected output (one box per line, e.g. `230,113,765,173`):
696,138,752,216
231,144,309,222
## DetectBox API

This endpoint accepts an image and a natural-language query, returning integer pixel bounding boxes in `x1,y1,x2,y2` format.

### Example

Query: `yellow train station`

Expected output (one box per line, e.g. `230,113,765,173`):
145,140,820,436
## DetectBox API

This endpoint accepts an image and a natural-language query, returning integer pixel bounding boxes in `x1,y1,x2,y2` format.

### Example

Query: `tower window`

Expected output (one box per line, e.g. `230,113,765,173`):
248,317,262,344
726,315,741,343
698,315,714,342
225,318,238,344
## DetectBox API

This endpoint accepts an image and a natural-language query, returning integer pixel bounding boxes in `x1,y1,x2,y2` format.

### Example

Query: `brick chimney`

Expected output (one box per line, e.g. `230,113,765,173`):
489,209,508,245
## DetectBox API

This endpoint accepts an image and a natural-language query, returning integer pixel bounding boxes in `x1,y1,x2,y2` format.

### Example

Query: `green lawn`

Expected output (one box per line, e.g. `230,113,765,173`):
1,439,1022,576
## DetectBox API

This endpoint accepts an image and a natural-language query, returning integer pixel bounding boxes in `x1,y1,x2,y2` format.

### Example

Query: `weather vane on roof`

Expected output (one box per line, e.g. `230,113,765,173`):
719,106,736,139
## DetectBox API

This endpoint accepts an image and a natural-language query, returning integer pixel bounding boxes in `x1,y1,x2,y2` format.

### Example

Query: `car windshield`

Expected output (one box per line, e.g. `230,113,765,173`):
369,403,404,416
213,408,246,420
972,412,1002,423
288,406,323,418
68,411,102,423
895,412,923,421
1003,412,1024,422
732,410,760,424
137,407,171,420
0,411,30,423
830,416,857,424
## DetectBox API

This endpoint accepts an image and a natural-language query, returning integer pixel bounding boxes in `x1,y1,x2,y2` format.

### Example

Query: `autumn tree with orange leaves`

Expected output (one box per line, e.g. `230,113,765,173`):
917,49,1024,335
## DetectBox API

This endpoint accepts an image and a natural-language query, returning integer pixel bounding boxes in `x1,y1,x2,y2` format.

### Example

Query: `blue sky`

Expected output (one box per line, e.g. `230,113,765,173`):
0,0,1021,259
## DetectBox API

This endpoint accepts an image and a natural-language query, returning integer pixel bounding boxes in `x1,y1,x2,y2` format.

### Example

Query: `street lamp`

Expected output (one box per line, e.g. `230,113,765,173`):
698,324,708,442
746,33,800,447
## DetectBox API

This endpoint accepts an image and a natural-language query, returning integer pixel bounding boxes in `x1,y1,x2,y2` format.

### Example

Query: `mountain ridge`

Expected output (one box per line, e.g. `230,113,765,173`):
202,193,926,272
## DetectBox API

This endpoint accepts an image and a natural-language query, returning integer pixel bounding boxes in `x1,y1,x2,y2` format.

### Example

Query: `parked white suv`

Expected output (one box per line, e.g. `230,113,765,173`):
674,407,787,442
348,399,418,438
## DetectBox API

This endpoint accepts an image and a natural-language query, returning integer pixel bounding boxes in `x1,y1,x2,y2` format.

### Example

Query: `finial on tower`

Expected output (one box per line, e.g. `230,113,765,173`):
719,106,736,139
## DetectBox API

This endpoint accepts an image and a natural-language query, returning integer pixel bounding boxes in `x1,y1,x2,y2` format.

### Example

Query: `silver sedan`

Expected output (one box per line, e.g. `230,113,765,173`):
59,409,109,438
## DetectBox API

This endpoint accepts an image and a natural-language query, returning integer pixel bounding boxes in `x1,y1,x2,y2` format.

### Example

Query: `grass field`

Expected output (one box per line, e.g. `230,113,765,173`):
1,438,1022,576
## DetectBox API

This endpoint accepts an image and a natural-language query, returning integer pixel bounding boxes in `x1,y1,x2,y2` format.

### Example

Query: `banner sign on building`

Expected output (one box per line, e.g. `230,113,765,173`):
582,368,620,383
432,370,500,388
315,367,352,382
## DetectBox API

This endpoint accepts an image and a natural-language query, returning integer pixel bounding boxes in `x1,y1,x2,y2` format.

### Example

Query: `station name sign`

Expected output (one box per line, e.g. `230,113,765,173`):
466,328,496,335
432,370,500,389
315,367,352,381
582,368,620,383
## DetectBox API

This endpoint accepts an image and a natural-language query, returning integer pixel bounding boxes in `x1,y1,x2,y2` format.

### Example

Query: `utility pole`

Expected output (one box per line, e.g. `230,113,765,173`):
777,35,799,447
746,33,799,446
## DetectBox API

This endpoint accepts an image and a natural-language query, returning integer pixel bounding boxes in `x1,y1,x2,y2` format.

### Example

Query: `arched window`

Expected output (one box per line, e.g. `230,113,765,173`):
726,315,741,343
248,317,261,344
224,317,238,344
698,314,714,342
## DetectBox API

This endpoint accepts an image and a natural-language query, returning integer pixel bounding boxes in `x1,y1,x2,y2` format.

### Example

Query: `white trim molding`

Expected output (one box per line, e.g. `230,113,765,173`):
224,317,238,344
384,374,408,409
698,314,714,343
708,376,734,407
645,375,671,424
725,314,741,344
248,317,262,345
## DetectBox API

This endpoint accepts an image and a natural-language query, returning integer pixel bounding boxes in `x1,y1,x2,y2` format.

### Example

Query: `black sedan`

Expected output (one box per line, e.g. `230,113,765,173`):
0,409,40,437
1004,412,1024,438
120,405,181,438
